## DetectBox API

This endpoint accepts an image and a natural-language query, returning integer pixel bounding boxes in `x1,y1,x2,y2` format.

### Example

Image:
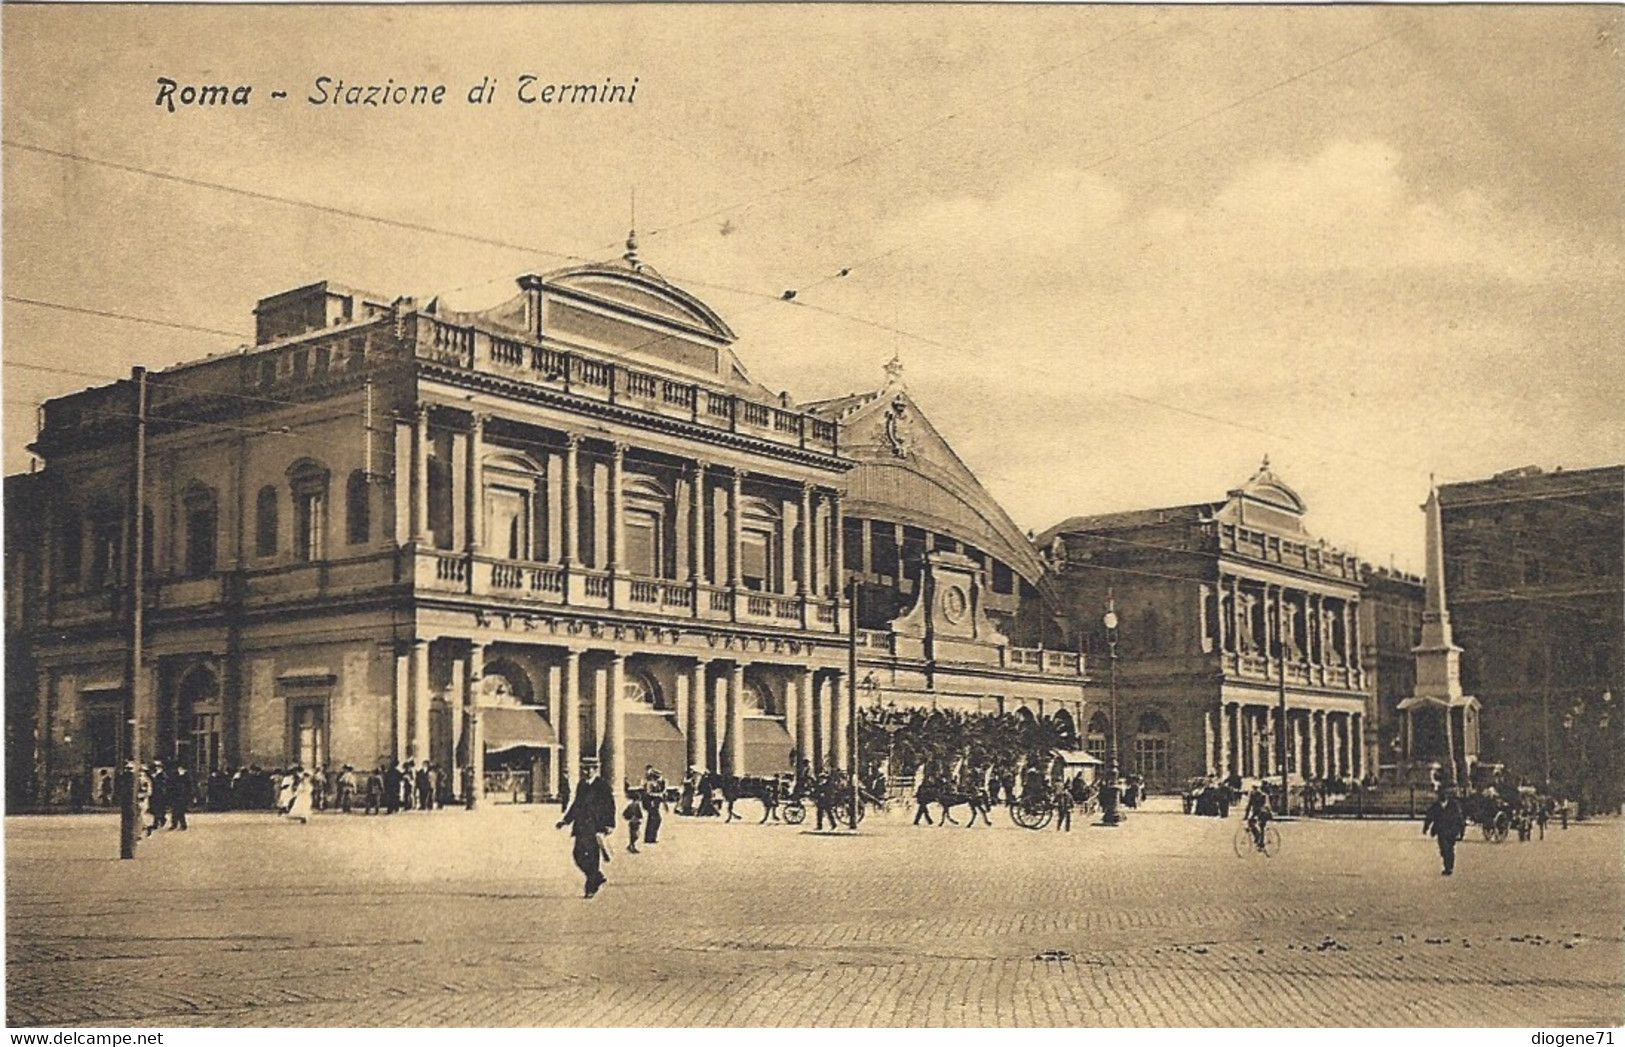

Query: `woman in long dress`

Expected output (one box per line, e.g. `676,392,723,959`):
283,768,313,824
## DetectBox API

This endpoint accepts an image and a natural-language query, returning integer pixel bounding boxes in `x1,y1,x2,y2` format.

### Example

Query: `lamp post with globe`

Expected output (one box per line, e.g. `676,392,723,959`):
1100,593,1123,827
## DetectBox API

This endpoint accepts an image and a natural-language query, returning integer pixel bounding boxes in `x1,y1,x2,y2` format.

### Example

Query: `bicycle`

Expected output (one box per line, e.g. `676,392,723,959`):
1233,819,1282,857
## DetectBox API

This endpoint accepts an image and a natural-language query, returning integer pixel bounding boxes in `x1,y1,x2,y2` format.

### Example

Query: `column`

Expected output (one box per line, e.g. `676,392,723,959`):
465,642,487,806
725,662,746,776
830,669,849,771
393,647,409,763
1203,709,1216,776
561,435,579,565
709,673,726,772
608,443,625,575
466,414,484,554
1264,707,1277,777
1348,602,1363,675
1309,711,1322,778
725,470,743,590
1218,703,1232,777
410,639,431,761
1309,595,1323,666
689,461,707,583
605,651,626,791
1230,576,1243,655
797,668,815,770
1215,579,1229,653
1351,712,1364,780
687,660,708,773
412,406,430,542
830,492,846,616
799,483,814,596
783,671,801,763
561,647,581,793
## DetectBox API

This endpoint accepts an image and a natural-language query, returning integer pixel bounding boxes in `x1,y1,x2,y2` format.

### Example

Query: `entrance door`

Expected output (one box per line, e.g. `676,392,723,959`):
291,703,327,770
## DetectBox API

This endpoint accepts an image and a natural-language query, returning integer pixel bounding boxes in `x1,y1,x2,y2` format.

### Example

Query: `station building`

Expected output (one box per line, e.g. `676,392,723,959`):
6,242,1084,807
1037,462,1381,791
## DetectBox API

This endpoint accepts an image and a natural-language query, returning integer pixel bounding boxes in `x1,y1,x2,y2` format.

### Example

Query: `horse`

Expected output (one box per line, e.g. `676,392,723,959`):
918,778,994,827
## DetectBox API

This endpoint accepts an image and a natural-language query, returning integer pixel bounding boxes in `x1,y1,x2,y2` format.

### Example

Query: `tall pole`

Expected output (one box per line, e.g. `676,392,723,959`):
848,579,860,832
1278,588,1290,816
120,367,148,860
1101,590,1122,826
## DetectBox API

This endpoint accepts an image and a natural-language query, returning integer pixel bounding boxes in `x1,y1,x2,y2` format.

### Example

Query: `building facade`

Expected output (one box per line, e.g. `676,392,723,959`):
7,245,1081,807
1359,564,1424,775
1437,464,1623,810
1038,462,1378,791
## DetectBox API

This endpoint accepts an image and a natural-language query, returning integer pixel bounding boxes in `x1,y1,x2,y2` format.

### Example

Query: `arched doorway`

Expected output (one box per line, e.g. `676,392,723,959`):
176,664,223,778
1085,710,1111,761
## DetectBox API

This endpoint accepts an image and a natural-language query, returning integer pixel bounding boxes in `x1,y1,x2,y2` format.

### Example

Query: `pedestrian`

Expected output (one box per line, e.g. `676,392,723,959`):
1535,798,1549,840
623,791,644,853
384,761,402,814
364,765,384,815
336,765,356,814
168,764,192,830
556,758,615,898
913,776,935,826
643,765,666,844
147,762,169,835
1054,780,1073,832
283,767,312,824
1422,786,1467,876
416,763,432,811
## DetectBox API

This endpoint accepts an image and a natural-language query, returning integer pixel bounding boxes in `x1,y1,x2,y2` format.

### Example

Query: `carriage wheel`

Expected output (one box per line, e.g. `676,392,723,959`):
1009,799,1052,831
783,800,805,825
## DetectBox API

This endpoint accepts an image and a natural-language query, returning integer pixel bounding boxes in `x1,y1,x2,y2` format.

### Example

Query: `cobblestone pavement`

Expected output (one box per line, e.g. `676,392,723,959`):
6,800,1622,1028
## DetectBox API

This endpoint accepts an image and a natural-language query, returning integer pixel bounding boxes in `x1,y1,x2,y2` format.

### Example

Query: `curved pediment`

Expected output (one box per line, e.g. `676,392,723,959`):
538,264,736,344
823,387,1047,585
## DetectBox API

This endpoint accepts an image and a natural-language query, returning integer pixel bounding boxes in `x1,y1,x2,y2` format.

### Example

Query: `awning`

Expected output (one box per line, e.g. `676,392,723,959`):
624,712,685,742
1052,749,1103,766
481,707,557,754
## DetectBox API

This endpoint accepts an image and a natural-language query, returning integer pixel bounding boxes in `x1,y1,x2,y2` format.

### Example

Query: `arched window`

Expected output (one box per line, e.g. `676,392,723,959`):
287,459,330,563
59,512,84,583
625,670,663,710
479,657,537,711
182,483,218,577
345,470,370,546
177,665,222,776
1085,710,1111,760
740,679,772,716
255,485,279,557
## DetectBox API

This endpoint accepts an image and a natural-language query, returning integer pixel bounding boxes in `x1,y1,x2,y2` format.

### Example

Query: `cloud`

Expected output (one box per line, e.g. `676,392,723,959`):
1158,139,1618,283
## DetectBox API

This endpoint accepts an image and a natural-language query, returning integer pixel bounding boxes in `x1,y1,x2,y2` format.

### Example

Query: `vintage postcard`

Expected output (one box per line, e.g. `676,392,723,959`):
3,3,1621,1034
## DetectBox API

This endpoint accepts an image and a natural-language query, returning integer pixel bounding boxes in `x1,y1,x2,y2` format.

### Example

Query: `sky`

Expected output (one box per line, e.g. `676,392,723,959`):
4,5,1621,573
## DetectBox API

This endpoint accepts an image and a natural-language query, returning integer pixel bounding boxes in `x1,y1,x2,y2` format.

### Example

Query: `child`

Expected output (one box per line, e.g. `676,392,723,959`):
623,792,644,853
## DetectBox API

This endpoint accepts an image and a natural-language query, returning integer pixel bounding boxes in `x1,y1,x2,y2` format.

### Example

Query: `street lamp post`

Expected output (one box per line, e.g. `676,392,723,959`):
1100,592,1122,827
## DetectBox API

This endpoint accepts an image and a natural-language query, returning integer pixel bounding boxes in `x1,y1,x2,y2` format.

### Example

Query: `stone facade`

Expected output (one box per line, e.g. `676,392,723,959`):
1038,461,1387,791
6,248,1082,808
1438,464,1623,809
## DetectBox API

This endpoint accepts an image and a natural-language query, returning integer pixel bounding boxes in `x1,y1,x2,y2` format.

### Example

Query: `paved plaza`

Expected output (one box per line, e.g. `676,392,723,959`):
6,800,1622,1028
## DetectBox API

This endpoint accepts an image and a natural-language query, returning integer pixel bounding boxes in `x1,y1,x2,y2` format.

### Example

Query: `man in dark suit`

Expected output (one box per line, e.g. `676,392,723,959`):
1423,785,1468,876
557,758,616,898
168,764,192,831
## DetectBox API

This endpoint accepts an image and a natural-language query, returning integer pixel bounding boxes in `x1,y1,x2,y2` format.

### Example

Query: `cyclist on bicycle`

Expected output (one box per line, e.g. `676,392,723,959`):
1243,784,1273,851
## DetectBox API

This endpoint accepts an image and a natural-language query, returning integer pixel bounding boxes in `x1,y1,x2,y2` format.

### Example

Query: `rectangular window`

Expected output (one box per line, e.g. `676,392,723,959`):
624,508,660,578
190,712,221,776
291,703,326,771
88,521,121,589
487,486,531,561
1134,737,1169,780
185,505,217,577
741,528,773,591
294,491,325,562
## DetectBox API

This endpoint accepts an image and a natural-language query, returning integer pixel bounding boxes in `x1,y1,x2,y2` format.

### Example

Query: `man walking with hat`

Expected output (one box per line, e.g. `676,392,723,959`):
1422,783,1468,876
557,757,616,898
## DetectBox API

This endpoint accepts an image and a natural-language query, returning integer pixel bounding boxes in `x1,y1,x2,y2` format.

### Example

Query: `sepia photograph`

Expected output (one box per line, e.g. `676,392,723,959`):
2,3,1621,1033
